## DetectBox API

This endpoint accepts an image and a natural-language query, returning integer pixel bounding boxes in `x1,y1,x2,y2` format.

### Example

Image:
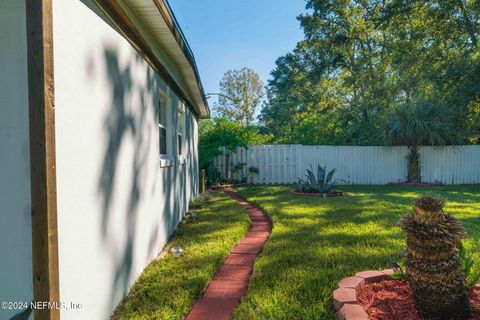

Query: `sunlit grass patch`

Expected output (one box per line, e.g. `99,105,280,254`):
111,193,250,320
234,184,480,320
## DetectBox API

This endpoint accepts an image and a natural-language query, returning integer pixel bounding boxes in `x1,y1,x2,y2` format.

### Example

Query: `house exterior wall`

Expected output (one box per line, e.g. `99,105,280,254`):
0,1,34,319
52,0,199,319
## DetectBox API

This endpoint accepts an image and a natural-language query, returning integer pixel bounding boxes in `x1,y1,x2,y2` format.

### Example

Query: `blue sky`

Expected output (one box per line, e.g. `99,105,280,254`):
168,0,306,105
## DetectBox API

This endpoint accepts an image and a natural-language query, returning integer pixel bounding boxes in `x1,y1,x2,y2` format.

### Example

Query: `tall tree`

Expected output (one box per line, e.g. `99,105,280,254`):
261,0,480,146
214,68,265,126
199,118,272,180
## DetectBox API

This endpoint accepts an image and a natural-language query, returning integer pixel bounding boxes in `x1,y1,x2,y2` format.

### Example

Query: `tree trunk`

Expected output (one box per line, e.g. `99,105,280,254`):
225,153,231,182
407,146,421,183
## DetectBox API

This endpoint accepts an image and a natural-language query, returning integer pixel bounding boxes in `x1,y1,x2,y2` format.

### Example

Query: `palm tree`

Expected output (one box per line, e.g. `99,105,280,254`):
398,196,470,319
381,101,464,183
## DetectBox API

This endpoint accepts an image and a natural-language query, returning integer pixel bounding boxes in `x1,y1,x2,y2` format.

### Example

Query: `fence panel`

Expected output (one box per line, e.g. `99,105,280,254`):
214,145,480,185
420,146,480,185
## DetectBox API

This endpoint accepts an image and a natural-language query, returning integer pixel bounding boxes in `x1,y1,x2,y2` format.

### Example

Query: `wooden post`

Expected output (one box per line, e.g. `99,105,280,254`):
200,169,206,193
26,0,60,319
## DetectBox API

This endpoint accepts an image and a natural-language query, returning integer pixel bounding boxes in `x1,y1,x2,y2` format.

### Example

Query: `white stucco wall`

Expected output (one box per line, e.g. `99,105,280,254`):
52,0,199,319
0,1,34,319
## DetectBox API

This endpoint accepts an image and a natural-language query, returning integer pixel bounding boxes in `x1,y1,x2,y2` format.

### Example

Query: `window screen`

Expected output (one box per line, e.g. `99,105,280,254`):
178,133,182,156
159,100,167,155
178,108,185,157
160,127,167,155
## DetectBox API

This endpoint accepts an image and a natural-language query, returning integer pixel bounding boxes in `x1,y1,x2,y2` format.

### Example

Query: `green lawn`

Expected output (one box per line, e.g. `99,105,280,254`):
111,192,250,320
233,185,480,320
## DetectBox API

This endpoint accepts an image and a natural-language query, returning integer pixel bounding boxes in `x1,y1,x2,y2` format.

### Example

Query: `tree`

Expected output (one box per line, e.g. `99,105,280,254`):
260,0,480,146
214,68,265,126
261,0,395,144
381,100,464,182
199,118,272,182
398,196,470,319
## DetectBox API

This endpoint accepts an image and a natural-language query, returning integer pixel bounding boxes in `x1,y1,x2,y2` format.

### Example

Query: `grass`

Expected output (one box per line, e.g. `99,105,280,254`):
111,192,250,320
233,185,480,320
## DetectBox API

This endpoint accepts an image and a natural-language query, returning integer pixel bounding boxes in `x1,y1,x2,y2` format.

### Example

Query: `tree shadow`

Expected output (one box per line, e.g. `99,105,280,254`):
95,42,201,314
96,44,172,311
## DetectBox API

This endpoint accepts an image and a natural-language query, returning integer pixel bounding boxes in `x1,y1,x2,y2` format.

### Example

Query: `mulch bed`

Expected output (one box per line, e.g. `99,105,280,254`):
357,279,480,320
387,182,443,187
210,183,246,190
210,184,234,190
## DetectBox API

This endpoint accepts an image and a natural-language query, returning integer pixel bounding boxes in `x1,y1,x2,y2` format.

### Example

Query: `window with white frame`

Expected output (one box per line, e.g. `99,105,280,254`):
177,103,185,157
158,98,168,156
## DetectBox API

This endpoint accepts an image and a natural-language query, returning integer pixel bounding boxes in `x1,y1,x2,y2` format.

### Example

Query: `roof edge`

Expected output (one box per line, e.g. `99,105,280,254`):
94,0,208,118
152,0,210,118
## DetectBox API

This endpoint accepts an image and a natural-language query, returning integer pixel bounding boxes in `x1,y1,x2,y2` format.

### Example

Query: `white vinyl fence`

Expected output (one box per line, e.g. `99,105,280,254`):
213,145,480,185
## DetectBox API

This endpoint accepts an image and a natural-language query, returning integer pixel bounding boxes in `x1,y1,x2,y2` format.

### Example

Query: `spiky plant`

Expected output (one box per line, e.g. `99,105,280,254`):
398,196,470,319
296,164,337,196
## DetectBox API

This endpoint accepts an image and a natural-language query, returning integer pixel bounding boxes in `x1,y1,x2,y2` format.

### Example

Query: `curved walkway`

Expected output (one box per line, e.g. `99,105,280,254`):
185,189,272,320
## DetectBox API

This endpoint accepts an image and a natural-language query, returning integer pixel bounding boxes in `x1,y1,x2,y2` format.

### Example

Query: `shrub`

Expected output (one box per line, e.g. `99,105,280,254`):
231,162,247,182
397,196,470,319
207,165,222,186
190,193,213,209
390,258,407,281
459,242,480,289
247,166,259,184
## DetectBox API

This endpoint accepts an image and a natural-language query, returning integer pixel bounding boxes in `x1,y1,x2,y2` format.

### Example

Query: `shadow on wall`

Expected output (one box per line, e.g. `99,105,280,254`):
94,44,183,312
186,109,200,196
9,308,31,320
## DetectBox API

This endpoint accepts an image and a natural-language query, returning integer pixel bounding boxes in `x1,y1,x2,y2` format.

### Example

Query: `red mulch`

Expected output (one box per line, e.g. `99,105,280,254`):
387,182,443,187
357,280,480,320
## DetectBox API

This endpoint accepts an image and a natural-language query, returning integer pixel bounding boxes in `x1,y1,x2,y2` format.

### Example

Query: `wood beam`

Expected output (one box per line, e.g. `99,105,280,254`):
26,0,60,319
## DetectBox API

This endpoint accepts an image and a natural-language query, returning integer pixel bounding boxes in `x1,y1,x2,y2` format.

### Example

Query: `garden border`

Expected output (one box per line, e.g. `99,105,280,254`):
185,189,272,320
333,269,395,320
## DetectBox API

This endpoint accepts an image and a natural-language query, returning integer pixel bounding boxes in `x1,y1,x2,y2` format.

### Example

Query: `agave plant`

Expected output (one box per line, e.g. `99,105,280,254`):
296,164,337,196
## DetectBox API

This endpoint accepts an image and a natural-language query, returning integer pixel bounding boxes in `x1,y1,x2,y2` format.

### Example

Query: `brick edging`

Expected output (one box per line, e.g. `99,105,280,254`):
333,269,395,320
185,190,272,320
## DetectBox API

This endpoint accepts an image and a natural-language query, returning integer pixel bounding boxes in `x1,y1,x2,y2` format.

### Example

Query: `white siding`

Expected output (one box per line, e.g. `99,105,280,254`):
52,0,199,319
216,145,480,185
0,1,34,319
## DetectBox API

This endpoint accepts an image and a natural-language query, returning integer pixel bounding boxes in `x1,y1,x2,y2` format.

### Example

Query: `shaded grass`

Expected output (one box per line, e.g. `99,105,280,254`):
234,185,480,320
111,192,250,320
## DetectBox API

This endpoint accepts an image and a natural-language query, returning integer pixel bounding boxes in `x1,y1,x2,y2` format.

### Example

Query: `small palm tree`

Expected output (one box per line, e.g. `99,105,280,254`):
381,101,464,183
398,196,470,319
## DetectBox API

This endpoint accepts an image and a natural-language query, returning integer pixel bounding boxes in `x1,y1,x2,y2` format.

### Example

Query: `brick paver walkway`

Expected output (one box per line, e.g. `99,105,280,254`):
185,190,272,320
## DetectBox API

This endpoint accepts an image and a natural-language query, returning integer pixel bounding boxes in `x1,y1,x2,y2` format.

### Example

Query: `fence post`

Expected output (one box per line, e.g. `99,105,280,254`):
200,169,206,193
